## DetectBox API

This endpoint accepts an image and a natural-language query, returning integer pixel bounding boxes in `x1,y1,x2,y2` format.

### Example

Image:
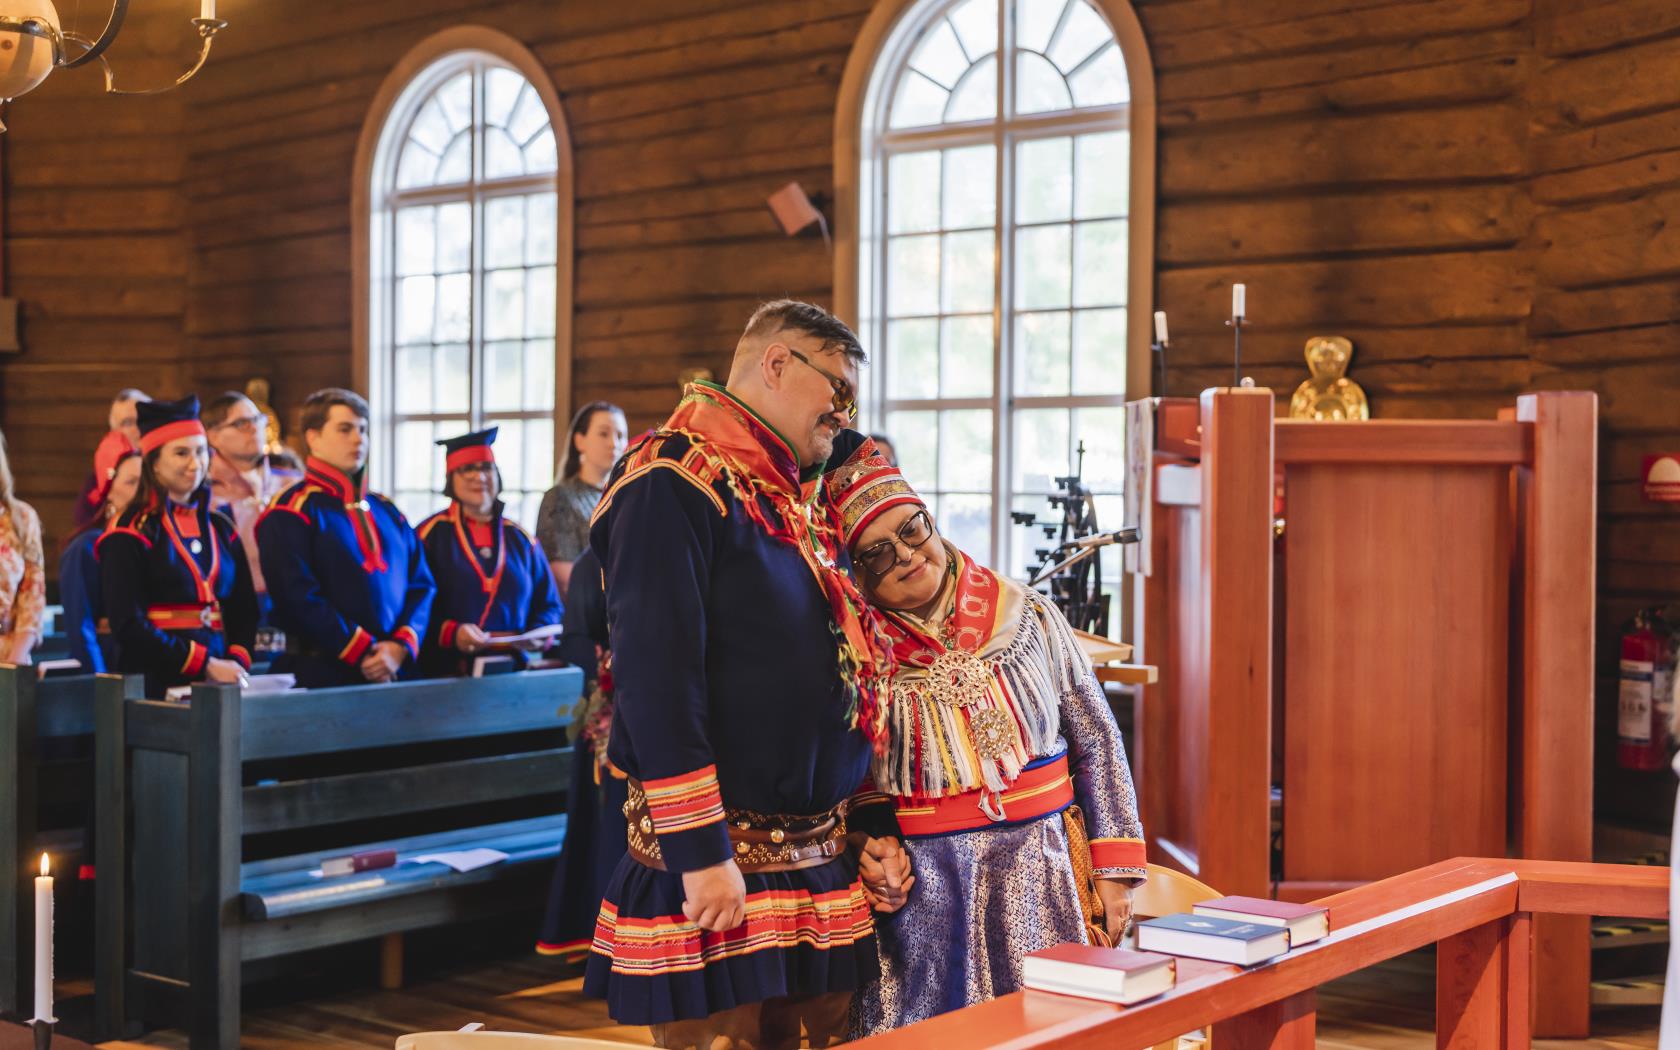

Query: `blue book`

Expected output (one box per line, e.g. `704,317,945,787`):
1135,912,1292,966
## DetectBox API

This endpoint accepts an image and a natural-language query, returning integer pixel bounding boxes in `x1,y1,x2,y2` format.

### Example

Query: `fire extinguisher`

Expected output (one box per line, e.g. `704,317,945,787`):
1617,608,1675,771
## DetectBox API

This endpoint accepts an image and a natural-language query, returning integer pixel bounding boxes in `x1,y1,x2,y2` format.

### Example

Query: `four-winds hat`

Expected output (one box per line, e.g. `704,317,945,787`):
89,429,140,507
825,436,925,549
136,395,204,455
437,426,499,473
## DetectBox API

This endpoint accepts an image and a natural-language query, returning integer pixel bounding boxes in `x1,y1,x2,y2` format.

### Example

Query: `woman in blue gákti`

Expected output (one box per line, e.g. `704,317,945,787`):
98,395,258,696
415,427,563,677
59,432,141,673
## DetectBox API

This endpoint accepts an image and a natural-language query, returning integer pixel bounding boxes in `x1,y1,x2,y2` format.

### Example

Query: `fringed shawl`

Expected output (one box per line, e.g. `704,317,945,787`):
876,545,1095,798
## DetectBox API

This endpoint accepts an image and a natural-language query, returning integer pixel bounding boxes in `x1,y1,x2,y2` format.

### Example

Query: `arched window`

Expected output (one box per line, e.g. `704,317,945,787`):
838,0,1154,585
356,31,574,529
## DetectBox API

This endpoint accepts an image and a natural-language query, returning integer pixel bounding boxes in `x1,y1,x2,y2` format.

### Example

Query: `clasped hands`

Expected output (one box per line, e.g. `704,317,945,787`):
360,639,408,682
679,835,914,933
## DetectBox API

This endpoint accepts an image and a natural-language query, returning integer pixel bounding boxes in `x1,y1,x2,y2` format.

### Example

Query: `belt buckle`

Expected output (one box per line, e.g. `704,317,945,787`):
199,606,215,628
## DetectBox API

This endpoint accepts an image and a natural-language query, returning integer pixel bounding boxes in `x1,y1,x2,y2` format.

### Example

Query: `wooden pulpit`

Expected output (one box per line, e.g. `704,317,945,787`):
1129,388,1597,1036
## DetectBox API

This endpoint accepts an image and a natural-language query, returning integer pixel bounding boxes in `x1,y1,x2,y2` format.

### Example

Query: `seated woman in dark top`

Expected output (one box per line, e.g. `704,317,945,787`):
535,401,626,596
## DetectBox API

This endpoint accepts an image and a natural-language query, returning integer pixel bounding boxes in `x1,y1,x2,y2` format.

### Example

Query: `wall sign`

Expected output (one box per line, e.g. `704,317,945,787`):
1642,454,1680,503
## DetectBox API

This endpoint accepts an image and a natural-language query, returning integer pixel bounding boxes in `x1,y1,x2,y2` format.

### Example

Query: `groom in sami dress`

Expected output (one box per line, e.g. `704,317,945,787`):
583,301,912,1049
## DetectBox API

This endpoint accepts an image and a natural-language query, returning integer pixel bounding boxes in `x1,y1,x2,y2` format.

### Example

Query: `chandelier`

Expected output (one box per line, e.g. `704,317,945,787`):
0,0,227,128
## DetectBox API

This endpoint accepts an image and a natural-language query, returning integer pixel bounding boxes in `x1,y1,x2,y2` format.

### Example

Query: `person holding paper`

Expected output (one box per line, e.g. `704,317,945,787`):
415,427,563,677
824,435,1147,1036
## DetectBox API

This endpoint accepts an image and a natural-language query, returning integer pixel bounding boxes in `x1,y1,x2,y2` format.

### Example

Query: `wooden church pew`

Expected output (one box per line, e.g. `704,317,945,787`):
94,667,584,1049
0,668,120,1016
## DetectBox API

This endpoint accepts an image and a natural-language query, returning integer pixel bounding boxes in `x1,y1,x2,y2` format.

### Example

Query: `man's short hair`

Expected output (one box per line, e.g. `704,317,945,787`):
300,388,370,434
739,299,866,364
201,391,253,430
112,388,148,405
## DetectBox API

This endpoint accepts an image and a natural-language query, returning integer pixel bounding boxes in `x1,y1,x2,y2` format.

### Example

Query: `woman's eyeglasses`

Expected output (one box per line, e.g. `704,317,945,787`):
856,509,934,576
785,347,859,422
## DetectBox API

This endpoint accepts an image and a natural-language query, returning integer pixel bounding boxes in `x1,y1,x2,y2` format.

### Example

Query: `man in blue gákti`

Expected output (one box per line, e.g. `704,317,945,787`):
256,388,435,688
583,300,912,1049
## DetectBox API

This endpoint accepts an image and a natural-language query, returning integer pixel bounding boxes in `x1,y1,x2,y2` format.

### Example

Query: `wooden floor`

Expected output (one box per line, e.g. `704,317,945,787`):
87,947,1659,1049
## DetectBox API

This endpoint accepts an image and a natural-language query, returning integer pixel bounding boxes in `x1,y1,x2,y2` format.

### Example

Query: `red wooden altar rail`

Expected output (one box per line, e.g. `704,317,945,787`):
848,858,1667,1050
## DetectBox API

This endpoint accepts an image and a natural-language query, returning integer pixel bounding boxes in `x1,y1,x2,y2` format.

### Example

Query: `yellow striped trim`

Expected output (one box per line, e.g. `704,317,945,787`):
896,772,1071,818
594,459,727,526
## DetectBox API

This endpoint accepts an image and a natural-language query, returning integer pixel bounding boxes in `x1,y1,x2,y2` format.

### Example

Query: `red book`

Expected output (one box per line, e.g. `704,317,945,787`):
1192,896,1330,946
1021,944,1177,1005
319,848,398,877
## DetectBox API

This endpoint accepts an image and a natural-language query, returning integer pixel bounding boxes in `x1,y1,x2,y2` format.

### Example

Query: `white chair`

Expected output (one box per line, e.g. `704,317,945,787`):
1133,863,1220,1050
396,1032,641,1049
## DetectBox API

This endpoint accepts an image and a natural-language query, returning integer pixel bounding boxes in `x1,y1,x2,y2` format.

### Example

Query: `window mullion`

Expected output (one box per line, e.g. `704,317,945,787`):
992,0,1014,571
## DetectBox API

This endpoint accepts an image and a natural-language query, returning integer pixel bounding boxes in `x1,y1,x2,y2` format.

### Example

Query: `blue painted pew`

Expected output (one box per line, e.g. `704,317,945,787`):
0,668,118,1016
94,667,582,1048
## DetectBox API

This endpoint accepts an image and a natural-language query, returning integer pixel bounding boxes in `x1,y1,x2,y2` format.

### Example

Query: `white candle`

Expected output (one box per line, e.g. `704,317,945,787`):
1153,310,1169,344
200,0,215,19
1232,283,1246,319
34,853,52,1022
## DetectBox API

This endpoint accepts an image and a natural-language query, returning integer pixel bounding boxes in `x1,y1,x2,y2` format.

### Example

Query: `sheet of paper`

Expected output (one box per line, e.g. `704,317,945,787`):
410,848,509,873
486,624,565,647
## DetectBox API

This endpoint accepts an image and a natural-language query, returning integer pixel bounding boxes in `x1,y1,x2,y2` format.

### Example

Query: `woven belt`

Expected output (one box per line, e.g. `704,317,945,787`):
893,752,1074,837
146,603,222,630
623,781,848,874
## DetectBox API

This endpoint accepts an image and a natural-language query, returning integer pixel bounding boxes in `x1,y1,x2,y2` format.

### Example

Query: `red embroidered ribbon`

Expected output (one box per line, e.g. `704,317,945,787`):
879,546,1002,668
651,383,893,750
450,503,506,621
306,459,387,573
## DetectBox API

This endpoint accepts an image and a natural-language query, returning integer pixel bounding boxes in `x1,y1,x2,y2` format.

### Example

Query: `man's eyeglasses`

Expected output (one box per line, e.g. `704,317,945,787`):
215,414,267,435
856,509,934,576
785,346,858,422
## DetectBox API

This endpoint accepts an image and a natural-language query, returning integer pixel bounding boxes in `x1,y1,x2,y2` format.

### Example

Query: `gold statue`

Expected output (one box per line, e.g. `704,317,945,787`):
1289,336,1368,420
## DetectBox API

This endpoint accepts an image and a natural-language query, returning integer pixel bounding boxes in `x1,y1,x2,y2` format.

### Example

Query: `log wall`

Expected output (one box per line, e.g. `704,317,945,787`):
2,0,1675,824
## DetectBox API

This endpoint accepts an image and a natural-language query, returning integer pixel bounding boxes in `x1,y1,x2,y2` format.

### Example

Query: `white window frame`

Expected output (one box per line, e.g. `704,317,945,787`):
835,0,1156,572
352,27,574,516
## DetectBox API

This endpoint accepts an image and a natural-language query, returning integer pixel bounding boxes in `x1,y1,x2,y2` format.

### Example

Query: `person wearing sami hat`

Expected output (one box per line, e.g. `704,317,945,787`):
415,427,563,677
58,431,142,673
97,395,259,696
824,434,1147,1037
256,388,435,688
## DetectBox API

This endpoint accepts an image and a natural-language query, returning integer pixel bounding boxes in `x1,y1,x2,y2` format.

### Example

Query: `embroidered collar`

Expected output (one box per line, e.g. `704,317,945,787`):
680,381,823,491
304,457,368,503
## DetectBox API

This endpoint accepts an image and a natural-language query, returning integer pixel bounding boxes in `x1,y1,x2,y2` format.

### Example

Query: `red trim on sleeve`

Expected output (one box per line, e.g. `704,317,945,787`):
338,626,374,665
1088,837,1148,871
181,641,209,678
439,620,460,649
641,765,726,836
227,645,252,670
391,625,421,660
